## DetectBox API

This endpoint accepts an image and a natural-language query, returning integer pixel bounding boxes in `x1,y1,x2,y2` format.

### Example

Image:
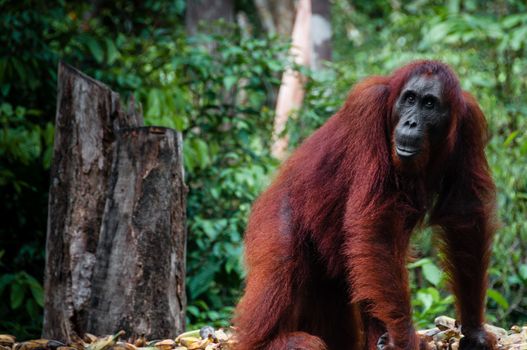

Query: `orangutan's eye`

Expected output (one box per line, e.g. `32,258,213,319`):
423,96,436,109
405,92,416,105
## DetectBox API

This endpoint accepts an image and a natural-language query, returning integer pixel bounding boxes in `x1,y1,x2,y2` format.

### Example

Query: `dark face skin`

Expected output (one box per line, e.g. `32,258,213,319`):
393,75,450,159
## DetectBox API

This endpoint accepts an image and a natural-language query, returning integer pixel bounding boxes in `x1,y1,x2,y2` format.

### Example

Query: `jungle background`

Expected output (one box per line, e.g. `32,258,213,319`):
1,0,526,338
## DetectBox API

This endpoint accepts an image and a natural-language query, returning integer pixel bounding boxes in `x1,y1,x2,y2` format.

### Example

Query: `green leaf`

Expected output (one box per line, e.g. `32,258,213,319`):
10,282,25,309
186,305,200,317
25,274,44,307
487,289,509,310
447,0,460,14
11,58,28,83
510,26,527,51
183,146,196,172
86,37,104,63
408,258,432,269
0,274,15,295
201,220,218,240
223,76,237,90
146,89,161,119
173,114,188,131
504,130,519,146
25,298,40,319
422,262,443,286
519,264,527,281
193,139,210,169
427,23,451,43
207,310,220,320
105,38,120,64
501,14,527,28
1,102,13,116
417,291,433,312
188,259,220,299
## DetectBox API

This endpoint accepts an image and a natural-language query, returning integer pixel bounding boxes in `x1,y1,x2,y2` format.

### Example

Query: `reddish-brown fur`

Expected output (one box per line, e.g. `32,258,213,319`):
233,61,497,350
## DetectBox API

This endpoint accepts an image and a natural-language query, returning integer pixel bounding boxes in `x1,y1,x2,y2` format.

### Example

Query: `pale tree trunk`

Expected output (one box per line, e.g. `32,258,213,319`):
311,0,332,70
43,63,186,342
271,0,311,160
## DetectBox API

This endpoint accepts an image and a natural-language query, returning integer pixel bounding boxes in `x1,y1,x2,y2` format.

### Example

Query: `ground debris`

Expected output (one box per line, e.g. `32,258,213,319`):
1,318,526,350
0,327,235,350
417,316,527,350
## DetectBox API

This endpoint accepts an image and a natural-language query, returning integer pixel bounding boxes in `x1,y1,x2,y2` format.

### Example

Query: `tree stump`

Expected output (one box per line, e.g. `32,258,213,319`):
87,127,186,338
43,62,186,342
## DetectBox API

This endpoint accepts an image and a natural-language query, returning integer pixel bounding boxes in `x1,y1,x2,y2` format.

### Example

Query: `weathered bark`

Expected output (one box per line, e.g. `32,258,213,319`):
87,127,186,339
311,0,332,70
43,62,141,341
44,62,186,341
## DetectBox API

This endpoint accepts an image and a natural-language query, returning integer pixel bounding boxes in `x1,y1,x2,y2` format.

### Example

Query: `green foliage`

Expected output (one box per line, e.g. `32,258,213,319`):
0,251,45,338
407,258,454,328
0,0,63,337
174,32,288,328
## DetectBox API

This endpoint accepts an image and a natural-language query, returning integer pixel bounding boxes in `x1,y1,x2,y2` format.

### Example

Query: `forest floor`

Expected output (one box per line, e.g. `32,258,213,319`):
1,316,526,350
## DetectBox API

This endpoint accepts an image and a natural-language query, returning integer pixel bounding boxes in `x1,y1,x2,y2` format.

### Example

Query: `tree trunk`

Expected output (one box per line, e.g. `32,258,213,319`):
271,0,311,160
43,62,186,342
43,62,141,341
86,127,186,339
311,0,332,70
